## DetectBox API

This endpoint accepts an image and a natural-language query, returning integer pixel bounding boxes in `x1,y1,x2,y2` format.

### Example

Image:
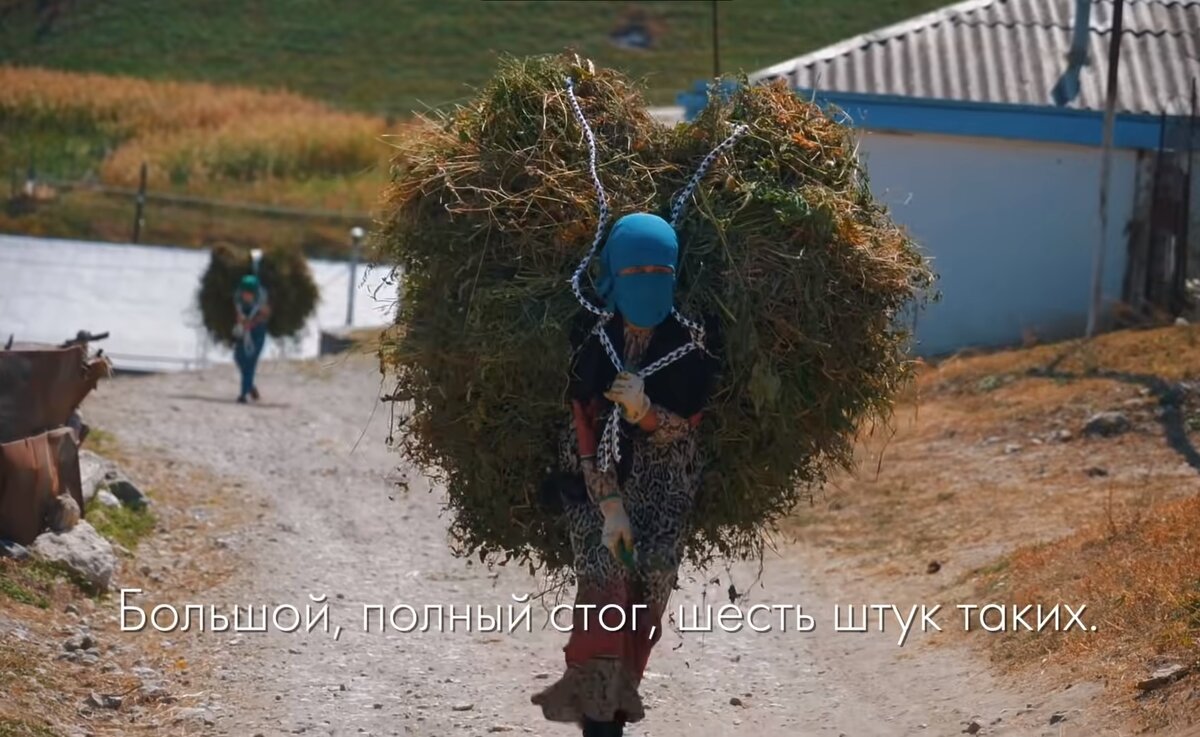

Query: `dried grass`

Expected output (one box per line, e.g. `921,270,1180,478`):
197,243,319,345
377,55,934,569
0,65,387,190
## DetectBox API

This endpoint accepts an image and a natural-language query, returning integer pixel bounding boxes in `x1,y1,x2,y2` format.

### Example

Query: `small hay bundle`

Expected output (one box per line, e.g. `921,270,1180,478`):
198,244,320,346
379,55,934,570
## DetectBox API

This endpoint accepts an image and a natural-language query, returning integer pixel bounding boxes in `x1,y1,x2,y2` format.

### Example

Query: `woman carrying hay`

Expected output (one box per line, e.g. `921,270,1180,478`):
232,274,270,404
533,213,720,737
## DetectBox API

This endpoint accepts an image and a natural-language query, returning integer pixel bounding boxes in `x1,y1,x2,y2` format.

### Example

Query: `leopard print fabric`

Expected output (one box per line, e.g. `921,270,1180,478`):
557,324,703,601
535,325,705,724
530,657,645,724
556,419,701,601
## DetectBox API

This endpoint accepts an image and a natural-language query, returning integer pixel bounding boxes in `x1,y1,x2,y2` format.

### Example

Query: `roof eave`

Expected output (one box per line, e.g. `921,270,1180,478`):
808,90,1173,149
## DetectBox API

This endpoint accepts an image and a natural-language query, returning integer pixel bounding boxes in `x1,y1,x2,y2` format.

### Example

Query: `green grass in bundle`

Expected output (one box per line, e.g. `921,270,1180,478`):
379,54,935,571
198,243,319,346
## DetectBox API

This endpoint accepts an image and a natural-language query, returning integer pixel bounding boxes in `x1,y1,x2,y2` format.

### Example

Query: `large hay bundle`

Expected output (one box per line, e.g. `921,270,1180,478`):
379,55,934,570
198,244,319,346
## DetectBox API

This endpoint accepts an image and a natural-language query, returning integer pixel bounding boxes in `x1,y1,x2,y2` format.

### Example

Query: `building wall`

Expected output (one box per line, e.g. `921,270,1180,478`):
859,131,1138,355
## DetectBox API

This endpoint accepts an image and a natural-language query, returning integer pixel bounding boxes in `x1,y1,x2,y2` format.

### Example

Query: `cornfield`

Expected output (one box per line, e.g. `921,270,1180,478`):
0,65,388,193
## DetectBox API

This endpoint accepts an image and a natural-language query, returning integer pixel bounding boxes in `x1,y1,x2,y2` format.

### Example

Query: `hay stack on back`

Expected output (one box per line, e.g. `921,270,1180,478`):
199,244,319,346
378,55,934,570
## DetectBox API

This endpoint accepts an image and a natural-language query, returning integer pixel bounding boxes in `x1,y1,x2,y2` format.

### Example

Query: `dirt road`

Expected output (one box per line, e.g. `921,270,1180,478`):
88,355,1112,737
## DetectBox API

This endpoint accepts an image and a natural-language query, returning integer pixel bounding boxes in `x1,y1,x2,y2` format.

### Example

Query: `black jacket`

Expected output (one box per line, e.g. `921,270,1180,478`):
567,310,721,480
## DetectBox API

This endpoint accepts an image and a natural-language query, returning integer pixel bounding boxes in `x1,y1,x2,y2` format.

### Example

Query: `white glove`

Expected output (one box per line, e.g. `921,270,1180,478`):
604,371,651,424
581,457,634,561
598,495,634,561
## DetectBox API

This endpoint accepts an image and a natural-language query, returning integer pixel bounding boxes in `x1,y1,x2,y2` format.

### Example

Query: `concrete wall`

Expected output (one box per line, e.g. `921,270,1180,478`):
0,236,396,372
859,131,1137,355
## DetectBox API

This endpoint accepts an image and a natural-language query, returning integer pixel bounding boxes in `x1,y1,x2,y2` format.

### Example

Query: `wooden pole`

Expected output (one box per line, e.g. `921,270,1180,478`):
1177,79,1197,313
24,151,35,196
346,227,363,327
1145,113,1168,307
131,161,147,244
711,0,720,78
1087,0,1125,338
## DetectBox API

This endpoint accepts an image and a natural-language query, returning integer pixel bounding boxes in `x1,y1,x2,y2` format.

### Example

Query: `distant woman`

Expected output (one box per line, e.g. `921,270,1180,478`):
533,213,720,737
232,274,270,403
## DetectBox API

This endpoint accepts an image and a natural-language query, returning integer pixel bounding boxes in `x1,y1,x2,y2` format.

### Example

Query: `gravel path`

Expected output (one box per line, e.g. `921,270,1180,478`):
87,356,1109,737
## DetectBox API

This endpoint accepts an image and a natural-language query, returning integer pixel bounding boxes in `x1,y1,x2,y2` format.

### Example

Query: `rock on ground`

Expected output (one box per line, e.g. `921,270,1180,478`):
78,449,149,509
0,539,29,560
1136,663,1191,692
78,450,117,505
171,707,215,727
30,520,116,592
48,495,81,533
1082,411,1131,437
108,477,148,510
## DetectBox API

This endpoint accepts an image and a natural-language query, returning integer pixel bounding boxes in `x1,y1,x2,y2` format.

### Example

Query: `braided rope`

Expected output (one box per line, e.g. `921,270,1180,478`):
564,78,612,319
669,124,750,228
562,80,744,472
591,319,623,368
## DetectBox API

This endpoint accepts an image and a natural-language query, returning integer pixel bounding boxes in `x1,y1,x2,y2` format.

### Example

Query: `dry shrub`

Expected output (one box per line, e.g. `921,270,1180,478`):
985,494,1200,690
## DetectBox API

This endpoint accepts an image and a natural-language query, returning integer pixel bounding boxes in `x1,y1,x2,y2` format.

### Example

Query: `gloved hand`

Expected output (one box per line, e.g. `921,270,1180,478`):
598,495,634,562
581,458,634,562
604,371,651,424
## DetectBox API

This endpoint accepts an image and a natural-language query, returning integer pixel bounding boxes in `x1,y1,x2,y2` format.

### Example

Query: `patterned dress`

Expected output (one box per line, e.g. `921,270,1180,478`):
533,313,718,725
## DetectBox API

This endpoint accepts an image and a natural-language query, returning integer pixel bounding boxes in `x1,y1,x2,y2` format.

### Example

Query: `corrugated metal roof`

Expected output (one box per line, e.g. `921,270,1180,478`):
751,0,1200,116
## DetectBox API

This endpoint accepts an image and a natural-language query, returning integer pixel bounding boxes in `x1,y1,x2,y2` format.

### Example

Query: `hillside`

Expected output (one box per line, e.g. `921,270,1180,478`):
0,0,950,115
799,325,1200,732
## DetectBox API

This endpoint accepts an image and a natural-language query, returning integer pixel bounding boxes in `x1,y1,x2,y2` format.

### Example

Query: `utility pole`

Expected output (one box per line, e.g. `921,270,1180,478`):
132,161,147,244
711,0,720,78
1087,0,1124,338
346,226,364,327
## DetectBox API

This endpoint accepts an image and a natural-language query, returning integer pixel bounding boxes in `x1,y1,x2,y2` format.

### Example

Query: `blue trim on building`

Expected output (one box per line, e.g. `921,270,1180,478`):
676,81,1171,150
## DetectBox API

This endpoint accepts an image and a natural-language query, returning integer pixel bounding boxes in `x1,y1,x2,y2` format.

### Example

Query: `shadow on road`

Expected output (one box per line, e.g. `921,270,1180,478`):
167,393,291,410
1029,365,1200,473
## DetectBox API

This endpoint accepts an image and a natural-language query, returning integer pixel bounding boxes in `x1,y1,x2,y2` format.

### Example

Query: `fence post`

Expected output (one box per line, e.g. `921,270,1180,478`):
346,226,364,327
24,153,35,197
132,162,147,243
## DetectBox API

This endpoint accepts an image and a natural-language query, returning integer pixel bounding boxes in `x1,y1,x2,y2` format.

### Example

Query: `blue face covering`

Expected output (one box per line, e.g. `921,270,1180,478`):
595,213,678,328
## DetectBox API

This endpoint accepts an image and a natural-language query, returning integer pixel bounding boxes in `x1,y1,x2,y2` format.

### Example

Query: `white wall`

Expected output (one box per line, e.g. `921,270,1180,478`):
859,131,1137,355
0,235,396,372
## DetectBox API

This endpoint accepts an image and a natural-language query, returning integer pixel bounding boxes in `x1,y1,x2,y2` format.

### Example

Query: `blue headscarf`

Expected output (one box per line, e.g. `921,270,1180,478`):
235,274,266,318
595,213,678,328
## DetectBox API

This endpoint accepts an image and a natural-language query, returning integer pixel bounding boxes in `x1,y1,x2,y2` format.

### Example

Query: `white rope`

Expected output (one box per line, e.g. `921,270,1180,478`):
562,79,742,472
564,78,611,320
669,124,750,228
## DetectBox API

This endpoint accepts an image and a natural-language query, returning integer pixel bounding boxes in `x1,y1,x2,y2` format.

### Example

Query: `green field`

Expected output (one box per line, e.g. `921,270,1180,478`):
0,0,950,251
0,0,949,116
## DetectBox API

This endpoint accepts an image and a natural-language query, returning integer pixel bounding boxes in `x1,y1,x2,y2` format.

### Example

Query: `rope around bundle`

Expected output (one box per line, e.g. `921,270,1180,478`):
563,77,748,472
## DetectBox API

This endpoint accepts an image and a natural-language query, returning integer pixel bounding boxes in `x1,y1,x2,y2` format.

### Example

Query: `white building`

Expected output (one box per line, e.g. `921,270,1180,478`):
680,0,1200,355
